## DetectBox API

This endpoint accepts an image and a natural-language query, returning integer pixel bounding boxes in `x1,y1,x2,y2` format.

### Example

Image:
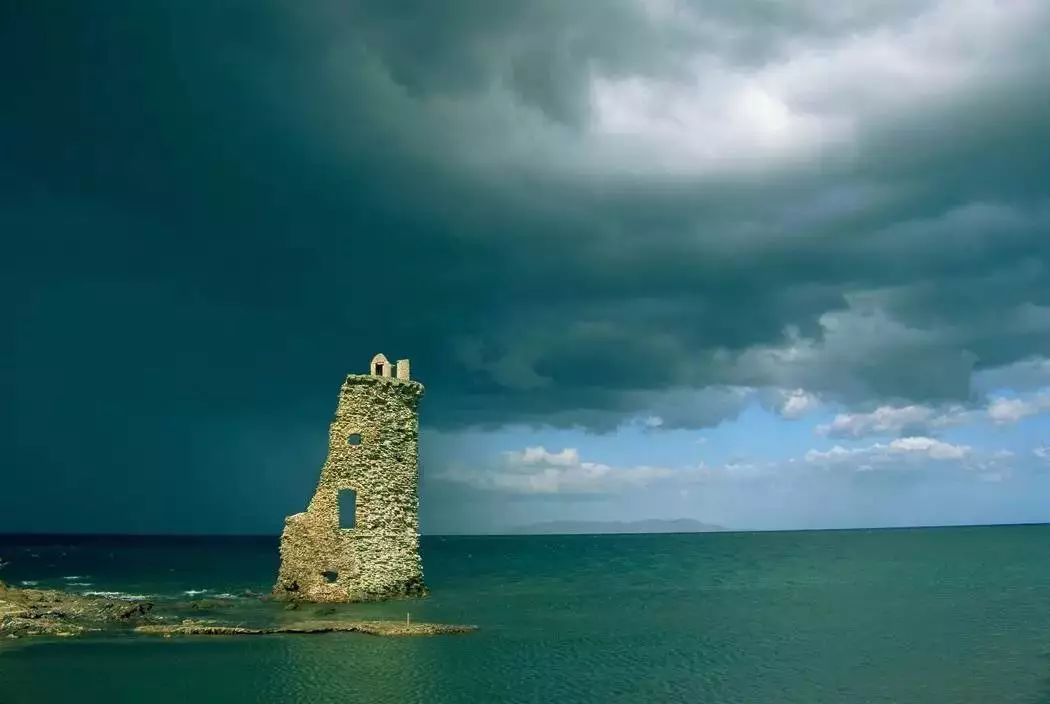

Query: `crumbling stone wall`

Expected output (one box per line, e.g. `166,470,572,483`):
273,360,426,602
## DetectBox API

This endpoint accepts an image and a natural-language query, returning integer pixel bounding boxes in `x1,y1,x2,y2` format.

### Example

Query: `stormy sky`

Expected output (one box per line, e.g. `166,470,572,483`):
4,1,1048,534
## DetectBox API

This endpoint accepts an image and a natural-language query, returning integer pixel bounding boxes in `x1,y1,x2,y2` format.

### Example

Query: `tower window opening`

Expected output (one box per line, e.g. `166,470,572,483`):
321,570,338,583
347,433,362,446
375,363,384,376
338,489,357,529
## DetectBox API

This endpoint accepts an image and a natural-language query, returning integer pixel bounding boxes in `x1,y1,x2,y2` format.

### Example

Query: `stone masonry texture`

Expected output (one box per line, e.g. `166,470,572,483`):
273,357,426,602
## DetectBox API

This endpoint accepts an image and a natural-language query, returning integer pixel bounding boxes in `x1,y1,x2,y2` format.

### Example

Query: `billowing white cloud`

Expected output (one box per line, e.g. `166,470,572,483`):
987,393,1050,424
589,71,853,173
583,0,1046,174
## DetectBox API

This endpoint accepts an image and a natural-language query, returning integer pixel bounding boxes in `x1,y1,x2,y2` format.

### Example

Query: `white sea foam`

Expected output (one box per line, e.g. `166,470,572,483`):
68,582,92,586
180,589,242,599
62,575,88,580
83,590,150,600
20,580,38,586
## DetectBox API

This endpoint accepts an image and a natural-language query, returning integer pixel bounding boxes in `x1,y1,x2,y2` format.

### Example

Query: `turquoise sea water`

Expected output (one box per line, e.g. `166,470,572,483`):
1,525,1049,703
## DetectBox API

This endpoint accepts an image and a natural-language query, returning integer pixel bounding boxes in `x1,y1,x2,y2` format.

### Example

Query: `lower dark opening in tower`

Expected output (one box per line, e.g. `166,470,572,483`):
338,489,357,529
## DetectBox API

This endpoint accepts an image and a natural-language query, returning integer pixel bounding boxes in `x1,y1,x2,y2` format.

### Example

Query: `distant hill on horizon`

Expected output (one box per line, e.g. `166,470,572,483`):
510,518,726,535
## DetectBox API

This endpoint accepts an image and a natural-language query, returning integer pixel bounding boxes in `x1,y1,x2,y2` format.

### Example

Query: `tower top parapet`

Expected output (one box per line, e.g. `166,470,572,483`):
369,352,410,380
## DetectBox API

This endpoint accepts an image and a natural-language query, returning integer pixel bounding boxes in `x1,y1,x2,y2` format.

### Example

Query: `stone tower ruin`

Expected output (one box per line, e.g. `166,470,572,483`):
273,353,426,602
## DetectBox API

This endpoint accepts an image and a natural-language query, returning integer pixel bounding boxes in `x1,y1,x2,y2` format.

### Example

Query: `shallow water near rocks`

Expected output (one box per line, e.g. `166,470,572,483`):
1,525,1049,703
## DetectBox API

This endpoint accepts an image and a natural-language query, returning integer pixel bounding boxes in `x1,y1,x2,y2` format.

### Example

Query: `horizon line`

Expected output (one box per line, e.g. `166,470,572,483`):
1,520,1048,541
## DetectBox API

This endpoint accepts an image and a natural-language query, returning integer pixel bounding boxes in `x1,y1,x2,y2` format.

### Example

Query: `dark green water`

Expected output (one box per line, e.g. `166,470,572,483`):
1,525,1049,703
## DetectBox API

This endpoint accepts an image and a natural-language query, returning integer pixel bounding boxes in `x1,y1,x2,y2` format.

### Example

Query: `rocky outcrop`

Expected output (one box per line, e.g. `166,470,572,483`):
136,619,476,637
0,580,154,638
0,582,475,642
273,359,427,603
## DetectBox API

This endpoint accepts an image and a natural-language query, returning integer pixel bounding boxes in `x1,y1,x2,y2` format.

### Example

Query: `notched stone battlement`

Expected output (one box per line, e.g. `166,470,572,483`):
273,353,427,603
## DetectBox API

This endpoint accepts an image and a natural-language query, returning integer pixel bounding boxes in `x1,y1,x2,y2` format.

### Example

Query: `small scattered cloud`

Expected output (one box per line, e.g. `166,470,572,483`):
817,390,1050,439
816,404,967,438
888,436,970,460
438,445,692,495
440,433,1020,498
517,446,581,467
776,388,821,419
804,436,971,466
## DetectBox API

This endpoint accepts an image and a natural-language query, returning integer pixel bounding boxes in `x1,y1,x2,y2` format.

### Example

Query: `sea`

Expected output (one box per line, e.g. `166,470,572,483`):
1,524,1048,704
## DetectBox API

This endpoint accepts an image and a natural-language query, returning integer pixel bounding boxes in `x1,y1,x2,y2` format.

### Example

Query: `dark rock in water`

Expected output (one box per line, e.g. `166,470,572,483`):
109,601,154,620
188,599,236,610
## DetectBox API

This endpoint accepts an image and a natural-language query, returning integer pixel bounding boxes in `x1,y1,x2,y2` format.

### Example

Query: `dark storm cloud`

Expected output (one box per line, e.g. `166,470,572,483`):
3,1,1048,530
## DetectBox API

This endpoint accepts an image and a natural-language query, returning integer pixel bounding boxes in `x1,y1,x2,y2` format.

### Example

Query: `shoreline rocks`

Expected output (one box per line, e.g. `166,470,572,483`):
0,580,154,638
136,619,477,637
1,581,475,642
